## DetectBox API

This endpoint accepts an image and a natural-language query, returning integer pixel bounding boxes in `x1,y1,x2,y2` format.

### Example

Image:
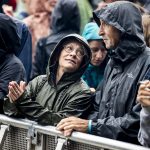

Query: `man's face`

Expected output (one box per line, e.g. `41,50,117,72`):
99,20,121,49
89,40,107,66
58,41,84,73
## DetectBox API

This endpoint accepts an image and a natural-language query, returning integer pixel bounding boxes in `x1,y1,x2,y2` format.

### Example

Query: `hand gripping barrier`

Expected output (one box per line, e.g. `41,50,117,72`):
0,114,150,150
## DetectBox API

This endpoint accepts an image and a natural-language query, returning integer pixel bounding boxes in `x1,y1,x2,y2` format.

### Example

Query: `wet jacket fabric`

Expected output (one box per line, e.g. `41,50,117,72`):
82,60,107,89
32,0,80,78
4,34,92,126
0,14,26,114
82,22,107,88
90,1,150,144
138,107,150,147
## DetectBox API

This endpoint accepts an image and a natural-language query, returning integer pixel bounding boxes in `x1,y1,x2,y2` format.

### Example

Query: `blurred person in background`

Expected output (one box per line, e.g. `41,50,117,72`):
22,0,58,63
76,0,93,34
0,0,17,15
0,14,26,114
82,22,108,92
0,0,32,82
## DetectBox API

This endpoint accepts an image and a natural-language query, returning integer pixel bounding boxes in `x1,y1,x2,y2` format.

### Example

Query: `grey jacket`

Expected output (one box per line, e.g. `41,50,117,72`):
90,1,150,144
138,107,150,147
4,34,92,126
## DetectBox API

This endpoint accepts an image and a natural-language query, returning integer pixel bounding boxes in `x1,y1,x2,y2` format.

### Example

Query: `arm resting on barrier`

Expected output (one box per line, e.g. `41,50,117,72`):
57,116,89,136
90,103,141,144
57,103,141,144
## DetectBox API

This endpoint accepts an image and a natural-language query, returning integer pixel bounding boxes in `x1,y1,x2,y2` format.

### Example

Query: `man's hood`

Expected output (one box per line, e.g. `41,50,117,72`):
0,13,21,58
93,1,146,64
47,34,91,85
50,0,80,34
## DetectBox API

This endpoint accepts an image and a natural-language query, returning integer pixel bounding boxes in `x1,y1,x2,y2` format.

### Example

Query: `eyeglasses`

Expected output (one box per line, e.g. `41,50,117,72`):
63,44,85,58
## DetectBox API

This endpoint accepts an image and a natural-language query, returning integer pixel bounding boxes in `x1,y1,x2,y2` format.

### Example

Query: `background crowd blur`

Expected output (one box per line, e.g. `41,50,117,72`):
0,0,149,82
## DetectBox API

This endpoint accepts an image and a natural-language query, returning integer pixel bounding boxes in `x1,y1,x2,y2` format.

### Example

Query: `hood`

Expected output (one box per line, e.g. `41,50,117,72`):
47,34,91,85
0,13,21,59
50,0,80,34
82,22,103,41
93,1,146,64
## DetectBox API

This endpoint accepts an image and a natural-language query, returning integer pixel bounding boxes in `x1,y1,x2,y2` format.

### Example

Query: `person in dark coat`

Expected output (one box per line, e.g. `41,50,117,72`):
13,19,32,82
0,13,26,114
32,0,80,78
82,22,108,91
57,1,150,144
4,34,92,126
0,2,32,82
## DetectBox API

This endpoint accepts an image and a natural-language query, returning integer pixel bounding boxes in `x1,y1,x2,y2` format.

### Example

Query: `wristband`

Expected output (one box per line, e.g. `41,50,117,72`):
88,120,92,134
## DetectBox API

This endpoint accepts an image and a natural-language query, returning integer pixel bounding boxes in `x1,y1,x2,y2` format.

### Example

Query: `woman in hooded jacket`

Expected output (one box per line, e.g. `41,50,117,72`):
0,14,26,114
32,0,81,79
4,34,92,126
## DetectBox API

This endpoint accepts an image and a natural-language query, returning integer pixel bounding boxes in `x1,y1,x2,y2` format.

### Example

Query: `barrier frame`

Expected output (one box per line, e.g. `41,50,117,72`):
0,114,149,150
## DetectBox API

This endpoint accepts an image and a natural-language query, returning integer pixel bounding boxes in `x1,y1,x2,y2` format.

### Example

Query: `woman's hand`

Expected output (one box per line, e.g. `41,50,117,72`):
8,81,26,102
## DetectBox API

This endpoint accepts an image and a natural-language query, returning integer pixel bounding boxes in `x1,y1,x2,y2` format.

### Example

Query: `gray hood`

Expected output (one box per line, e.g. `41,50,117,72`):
93,1,146,64
47,34,91,85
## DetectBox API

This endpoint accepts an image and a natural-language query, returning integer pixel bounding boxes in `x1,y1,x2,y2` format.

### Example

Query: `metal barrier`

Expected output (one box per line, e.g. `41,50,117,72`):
0,114,149,150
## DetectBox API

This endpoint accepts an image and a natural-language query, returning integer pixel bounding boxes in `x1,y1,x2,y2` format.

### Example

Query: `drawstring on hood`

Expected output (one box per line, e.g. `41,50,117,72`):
47,34,91,85
93,1,146,64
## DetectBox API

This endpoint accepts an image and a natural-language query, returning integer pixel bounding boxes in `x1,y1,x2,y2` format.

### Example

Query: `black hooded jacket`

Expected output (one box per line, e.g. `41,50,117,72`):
89,1,150,144
32,0,80,78
0,14,26,113
4,34,92,126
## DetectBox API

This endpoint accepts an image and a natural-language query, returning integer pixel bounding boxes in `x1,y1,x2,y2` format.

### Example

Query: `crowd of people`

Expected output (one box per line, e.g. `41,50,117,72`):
0,0,150,148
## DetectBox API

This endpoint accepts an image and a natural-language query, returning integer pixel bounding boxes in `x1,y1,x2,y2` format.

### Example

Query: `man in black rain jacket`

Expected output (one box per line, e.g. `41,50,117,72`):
57,1,150,144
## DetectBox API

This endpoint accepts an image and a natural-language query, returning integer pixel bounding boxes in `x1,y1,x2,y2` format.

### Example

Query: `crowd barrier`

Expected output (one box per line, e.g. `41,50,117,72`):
0,114,149,150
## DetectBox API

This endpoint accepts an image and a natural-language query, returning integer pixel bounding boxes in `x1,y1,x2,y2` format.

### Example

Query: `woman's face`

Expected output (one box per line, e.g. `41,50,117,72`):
89,40,107,66
58,41,85,73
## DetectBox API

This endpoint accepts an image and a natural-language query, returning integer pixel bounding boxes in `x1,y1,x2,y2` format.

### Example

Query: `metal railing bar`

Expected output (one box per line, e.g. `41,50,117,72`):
0,114,149,150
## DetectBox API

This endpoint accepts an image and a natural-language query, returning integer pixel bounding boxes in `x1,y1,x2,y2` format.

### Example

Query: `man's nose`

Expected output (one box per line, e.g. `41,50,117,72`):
99,26,104,36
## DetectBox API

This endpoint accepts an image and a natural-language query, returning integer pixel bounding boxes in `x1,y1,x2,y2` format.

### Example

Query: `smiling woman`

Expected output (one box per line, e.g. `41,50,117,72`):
4,34,92,126
57,41,85,76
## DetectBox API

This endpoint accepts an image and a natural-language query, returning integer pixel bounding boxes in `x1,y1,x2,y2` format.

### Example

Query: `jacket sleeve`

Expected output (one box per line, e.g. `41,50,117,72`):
14,89,92,126
138,107,150,147
4,77,92,126
91,103,141,144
